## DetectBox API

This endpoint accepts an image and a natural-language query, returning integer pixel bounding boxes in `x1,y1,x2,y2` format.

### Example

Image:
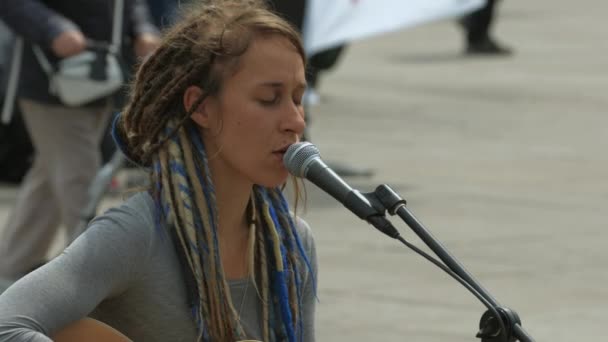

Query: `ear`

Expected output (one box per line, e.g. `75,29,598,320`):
183,85,214,128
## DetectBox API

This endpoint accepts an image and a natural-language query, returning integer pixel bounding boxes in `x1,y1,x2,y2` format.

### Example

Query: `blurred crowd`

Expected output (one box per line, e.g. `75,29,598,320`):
0,0,512,183
0,0,511,281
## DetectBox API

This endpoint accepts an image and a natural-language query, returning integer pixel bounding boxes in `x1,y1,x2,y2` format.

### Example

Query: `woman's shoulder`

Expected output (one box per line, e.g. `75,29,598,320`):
87,191,160,242
94,191,156,225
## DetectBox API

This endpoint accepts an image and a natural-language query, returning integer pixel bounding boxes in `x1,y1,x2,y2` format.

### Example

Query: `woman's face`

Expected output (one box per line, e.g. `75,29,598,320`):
193,35,306,188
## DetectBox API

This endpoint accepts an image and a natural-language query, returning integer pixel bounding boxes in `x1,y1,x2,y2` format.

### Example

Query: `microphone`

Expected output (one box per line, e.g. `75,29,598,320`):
283,142,400,239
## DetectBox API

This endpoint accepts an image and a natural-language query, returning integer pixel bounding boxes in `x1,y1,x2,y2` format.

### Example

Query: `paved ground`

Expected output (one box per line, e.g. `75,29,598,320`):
1,0,607,340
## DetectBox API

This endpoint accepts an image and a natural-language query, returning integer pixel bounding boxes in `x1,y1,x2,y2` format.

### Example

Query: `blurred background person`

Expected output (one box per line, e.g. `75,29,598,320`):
100,0,180,164
303,45,347,107
0,0,160,281
460,0,513,55
268,0,348,126
0,21,33,185
146,0,179,28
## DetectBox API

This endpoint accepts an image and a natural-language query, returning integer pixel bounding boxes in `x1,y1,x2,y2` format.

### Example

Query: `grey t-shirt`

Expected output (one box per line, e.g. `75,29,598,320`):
0,192,317,341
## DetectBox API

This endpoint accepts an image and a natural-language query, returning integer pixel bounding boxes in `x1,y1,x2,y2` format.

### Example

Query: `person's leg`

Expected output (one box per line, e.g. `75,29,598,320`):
465,0,496,46
0,100,63,278
0,99,111,278
267,0,306,31
0,157,62,278
463,0,511,55
49,101,112,242
303,45,348,108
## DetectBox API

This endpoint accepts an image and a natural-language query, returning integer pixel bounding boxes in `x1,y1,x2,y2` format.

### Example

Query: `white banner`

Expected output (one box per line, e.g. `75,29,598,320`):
303,0,486,55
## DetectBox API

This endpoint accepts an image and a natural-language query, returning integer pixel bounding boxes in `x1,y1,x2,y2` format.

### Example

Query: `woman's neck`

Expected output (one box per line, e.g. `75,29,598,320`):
210,166,254,280
216,186,251,238
214,176,251,236
203,139,252,236
204,138,256,279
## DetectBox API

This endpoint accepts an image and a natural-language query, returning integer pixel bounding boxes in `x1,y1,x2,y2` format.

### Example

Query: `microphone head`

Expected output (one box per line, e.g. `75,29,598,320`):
283,142,321,177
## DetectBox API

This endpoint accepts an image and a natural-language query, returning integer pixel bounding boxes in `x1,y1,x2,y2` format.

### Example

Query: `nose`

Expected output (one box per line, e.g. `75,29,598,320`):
280,102,306,137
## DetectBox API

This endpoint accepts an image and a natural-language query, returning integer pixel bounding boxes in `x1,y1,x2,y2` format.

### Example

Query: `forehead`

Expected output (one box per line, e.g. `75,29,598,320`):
227,35,306,86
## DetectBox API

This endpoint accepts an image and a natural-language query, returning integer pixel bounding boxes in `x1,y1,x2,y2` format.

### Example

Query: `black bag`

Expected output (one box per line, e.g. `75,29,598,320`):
0,105,33,184
0,23,32,183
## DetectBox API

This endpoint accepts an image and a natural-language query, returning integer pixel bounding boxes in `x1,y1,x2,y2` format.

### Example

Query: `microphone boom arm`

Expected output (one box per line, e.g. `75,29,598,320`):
371,184,535,342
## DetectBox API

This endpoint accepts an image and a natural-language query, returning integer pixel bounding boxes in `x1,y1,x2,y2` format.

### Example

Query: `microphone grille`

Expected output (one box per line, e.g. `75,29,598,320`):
283,142,320,177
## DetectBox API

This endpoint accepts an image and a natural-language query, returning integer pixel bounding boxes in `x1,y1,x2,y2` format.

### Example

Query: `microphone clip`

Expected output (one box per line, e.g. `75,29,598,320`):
346,187,405,240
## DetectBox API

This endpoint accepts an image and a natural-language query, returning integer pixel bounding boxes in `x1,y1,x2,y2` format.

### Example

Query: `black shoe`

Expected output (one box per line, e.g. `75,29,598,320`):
466,38,513,56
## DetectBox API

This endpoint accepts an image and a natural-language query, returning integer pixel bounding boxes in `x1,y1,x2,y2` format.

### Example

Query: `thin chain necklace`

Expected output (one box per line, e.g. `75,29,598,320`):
235,197,257,337
237,277,250,321
236,222,254,320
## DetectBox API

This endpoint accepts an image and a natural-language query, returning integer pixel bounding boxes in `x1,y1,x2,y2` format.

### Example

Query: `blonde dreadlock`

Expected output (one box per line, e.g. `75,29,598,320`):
113,1,313,341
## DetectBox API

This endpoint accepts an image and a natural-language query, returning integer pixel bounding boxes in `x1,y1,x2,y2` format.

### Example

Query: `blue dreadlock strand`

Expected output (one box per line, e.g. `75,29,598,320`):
261,188,296,342
270,190,306,340
273,186,320,341
276,191,317,297
184,125,220,274
186,124,217,231
271,189,310,340
152,161,165,233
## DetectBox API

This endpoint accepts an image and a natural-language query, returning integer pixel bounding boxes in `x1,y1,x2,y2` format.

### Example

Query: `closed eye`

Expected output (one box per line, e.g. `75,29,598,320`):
258,95,280,106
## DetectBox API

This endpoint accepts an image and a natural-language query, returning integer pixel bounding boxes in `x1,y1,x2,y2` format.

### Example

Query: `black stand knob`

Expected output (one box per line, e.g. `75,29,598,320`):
477,307,521,342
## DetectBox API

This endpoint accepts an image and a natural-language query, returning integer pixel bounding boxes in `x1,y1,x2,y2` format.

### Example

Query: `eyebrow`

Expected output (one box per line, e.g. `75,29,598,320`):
258,81,307,91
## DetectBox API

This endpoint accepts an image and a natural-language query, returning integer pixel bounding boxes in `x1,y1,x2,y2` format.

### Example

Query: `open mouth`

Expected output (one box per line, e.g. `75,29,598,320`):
273,144,292,160
273,150,287,157
274,144,292,154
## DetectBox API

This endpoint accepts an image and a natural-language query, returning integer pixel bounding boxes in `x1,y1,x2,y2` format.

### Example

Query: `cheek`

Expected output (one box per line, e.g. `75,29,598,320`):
223,118,254,141
215,102,275,158
218,119,262,157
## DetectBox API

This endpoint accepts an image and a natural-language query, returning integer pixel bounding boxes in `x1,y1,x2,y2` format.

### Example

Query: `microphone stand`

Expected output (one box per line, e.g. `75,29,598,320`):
361,184,535,342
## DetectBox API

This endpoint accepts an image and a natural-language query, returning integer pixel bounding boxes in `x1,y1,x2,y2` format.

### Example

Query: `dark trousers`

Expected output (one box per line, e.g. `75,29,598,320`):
268,0,306,31
464,0,498,44
267,0,322,87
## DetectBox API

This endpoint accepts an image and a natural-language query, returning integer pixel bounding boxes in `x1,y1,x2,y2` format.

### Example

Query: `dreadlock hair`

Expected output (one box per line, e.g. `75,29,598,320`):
113,0,313,341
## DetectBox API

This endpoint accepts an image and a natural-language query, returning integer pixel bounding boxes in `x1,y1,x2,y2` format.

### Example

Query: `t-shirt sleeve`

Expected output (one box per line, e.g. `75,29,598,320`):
0,193,155,341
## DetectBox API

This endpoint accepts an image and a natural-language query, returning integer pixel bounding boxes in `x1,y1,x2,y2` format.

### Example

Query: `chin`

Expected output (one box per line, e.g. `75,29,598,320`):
255,170,290,188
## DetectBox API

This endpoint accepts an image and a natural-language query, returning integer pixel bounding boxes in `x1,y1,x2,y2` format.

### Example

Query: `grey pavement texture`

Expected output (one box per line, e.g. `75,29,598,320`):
1,0,607,340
